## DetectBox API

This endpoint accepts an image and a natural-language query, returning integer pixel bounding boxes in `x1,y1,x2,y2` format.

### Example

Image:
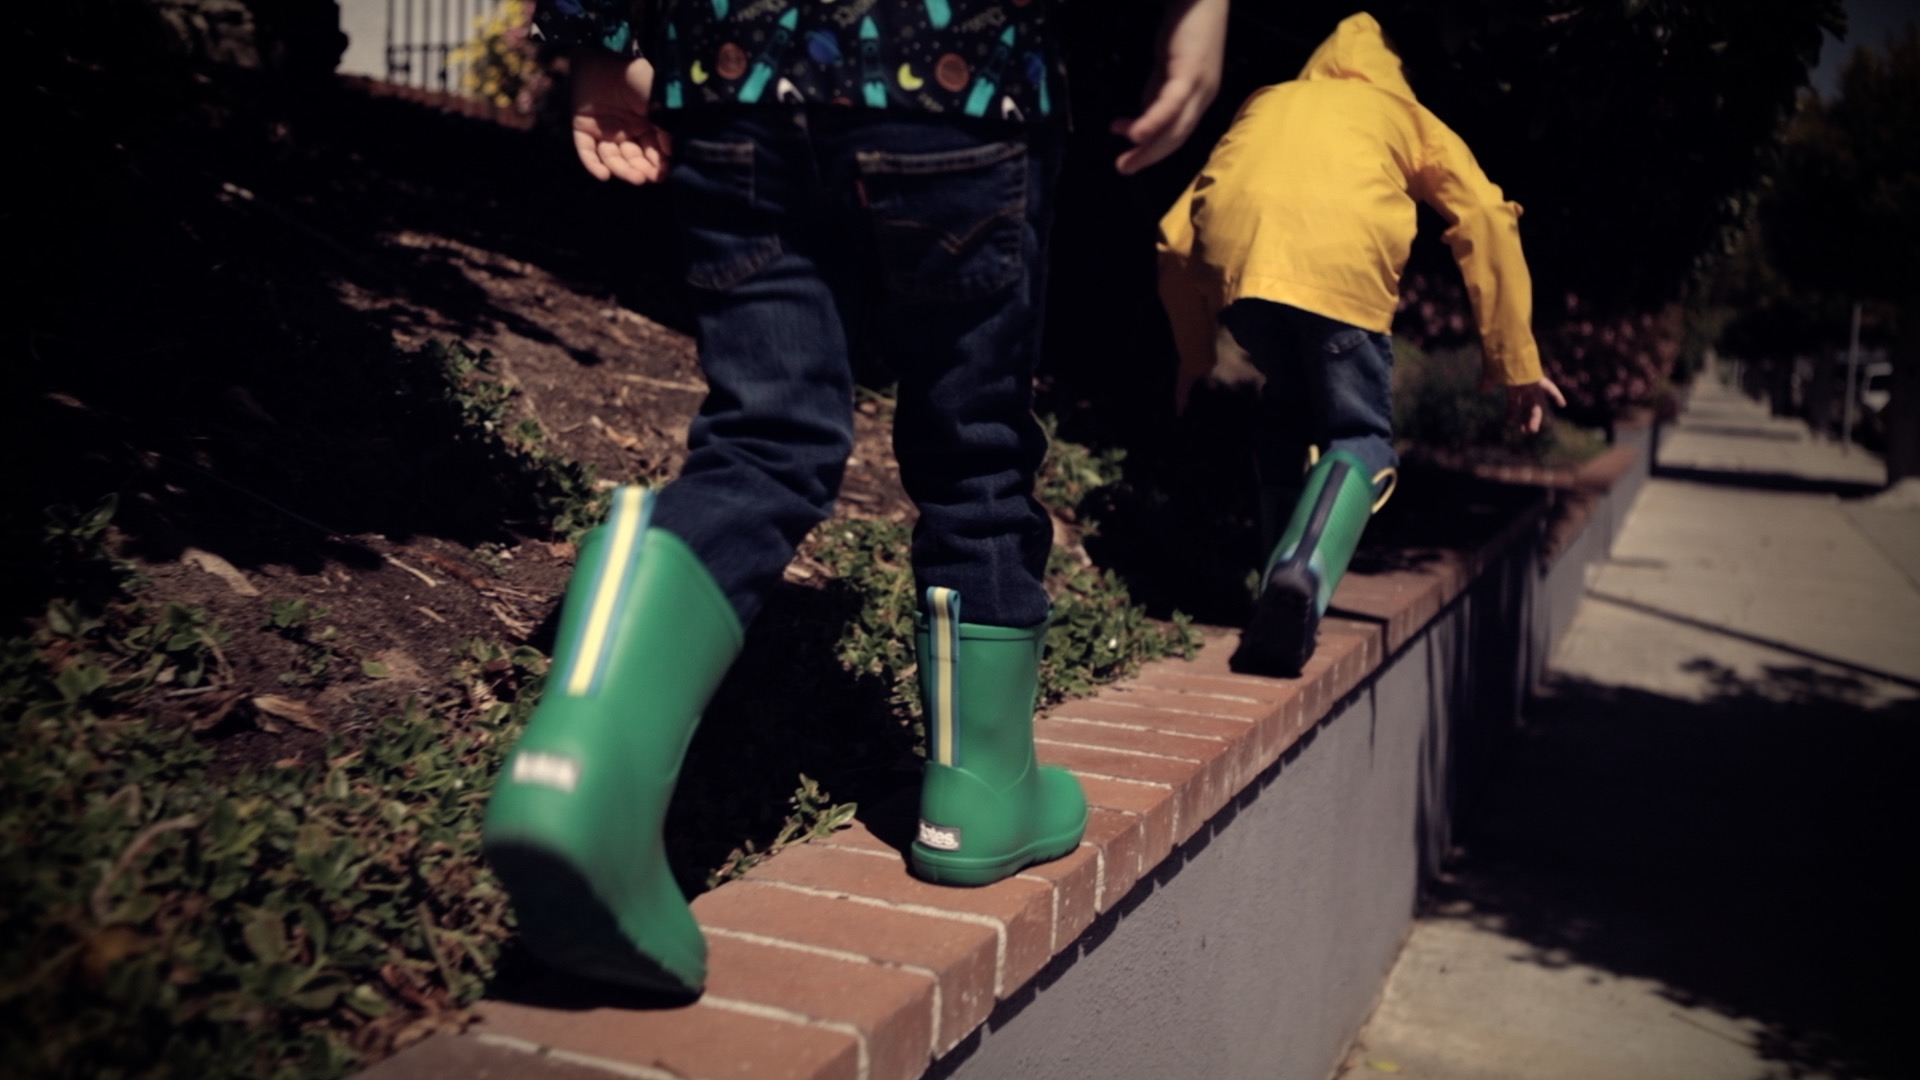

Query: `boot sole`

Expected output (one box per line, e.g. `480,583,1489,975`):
1232,564,1319,677
485,838,701,998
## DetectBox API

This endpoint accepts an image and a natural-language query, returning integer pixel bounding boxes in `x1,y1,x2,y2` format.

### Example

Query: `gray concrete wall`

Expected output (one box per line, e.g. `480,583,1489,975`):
1530,437,1654,694
930,540,1540,1080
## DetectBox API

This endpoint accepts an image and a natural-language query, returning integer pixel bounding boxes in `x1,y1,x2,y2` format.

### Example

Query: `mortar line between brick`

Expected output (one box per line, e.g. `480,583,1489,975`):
1133,659,1278,688
1012,851,1077,955
1035,736,1205,763
472,1033,690,1080
1041,714,1229,742
704,995,870,1080
1067,771,1181,836
816,841,905,862
1116,683,1270,704
1073,772,1172,791
1093,696,1271,721
745,880,1013,997
706,926,945,1056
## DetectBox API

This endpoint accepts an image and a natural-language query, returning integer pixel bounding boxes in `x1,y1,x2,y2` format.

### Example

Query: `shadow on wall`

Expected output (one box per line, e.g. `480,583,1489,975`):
1429,661,1919,1080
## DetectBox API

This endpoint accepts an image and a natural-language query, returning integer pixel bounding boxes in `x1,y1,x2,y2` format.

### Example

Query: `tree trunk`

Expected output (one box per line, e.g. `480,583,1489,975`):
1886,301,1920,485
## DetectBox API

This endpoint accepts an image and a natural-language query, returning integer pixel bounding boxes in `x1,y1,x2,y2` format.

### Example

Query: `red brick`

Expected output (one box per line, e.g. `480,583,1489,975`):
1034,736,1204,790
1079,806,1145,910
1034,715,1225,762
1330,572,1439,655
1076,774,1176,873
1249,690,1312,773
478,996,860,1080
1125,666,1287,699
1047,696,1256,742
811,817,905,860
1013,838,1099,953
703,933,934,1080
1573,443,1638,491
743,843,1056,997
1309,624,1375,711
1169,630,1257,676
693,879,997,1055
1042,715,1259,837
355,1033,620,1080
1099,684,1277,721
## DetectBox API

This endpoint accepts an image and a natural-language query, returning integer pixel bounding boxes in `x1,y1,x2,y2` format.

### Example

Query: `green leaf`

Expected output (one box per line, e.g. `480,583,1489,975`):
346,984,390,1017
283,971,349,1012
361,660,390,679
242,908,287,965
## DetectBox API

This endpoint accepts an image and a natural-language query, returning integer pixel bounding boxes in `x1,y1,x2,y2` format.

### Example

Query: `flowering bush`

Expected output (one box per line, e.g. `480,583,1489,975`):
453,0,549,115
1393,270,1679,421
1537,294,1682,419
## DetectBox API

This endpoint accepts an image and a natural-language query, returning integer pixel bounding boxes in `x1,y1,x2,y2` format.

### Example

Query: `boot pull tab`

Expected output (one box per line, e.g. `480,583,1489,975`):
924,586,963,768
1370,467,1398,513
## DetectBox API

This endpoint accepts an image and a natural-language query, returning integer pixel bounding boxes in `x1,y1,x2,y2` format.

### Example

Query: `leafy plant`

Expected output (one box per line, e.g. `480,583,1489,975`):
418,341,608,540
0,493,546,1079
267,600,338,688
706,775,857,888
1036,414,1128,536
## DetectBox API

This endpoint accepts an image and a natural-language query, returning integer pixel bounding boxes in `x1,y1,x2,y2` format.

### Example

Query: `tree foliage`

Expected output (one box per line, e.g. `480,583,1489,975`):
1761,23,1920,307
1374,0,1844,311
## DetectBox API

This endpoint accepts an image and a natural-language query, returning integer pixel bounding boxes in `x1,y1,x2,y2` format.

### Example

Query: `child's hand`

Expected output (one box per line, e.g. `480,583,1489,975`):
1507,377,1568,434
570,50,670,185
1112,0,1229,175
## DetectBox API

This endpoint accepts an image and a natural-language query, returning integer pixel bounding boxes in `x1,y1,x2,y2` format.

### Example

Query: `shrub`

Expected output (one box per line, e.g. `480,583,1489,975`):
1393,338,1607,467
452,0,549,115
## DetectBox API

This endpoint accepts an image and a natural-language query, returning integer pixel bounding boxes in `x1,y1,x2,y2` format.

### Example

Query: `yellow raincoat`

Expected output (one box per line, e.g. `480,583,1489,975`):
1158,13,1544,410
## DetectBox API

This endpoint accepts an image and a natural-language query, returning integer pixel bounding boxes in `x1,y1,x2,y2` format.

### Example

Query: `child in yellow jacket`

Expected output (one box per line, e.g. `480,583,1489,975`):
1158,11,1564,675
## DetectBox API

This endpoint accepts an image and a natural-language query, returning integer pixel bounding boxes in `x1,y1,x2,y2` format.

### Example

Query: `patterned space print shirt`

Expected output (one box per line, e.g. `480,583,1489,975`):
536,0,1066,123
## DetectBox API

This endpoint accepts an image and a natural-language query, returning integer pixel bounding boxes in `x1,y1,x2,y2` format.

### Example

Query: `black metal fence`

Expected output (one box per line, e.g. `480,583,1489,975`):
383,0,489,93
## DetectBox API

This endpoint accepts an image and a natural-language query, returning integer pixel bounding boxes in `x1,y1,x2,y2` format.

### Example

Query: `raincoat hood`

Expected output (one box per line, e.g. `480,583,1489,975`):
1296,13,1416,101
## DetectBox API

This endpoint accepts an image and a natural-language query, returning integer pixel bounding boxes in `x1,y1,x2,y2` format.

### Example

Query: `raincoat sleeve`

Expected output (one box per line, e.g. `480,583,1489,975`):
1415,117,1545,387
1157,182,1221,415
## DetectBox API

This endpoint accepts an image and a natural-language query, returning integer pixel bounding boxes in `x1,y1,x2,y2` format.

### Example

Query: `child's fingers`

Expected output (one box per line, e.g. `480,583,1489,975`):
572,129,613,181
617,140,667,184
1111,86,1188,174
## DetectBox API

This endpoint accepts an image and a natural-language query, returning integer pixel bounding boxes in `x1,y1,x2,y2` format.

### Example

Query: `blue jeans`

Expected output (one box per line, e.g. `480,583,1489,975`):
1218,300,1399,485
651,108,1059,630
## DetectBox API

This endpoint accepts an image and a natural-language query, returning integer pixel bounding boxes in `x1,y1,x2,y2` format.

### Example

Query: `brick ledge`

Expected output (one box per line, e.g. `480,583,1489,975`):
361,448,1642,1080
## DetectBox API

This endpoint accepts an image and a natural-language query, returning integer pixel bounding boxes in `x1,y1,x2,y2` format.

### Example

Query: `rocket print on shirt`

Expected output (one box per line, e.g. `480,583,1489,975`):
570,0,1060,121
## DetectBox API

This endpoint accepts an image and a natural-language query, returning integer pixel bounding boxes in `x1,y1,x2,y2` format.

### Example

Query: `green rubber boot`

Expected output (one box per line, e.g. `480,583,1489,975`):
909,587,1088,886
1232,450,1377,677
483,486,743,995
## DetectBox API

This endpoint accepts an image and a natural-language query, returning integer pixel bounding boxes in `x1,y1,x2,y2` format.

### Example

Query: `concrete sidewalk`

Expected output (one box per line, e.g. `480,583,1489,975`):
1341,374,1920,1080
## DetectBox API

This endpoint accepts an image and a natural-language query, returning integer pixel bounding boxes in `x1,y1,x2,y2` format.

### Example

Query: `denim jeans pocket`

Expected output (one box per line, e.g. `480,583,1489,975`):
671,137,782,292
1322,326,1373,355
856,140,1026,302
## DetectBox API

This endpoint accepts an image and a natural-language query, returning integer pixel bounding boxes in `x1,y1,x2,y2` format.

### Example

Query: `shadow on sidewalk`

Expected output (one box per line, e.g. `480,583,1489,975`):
1649,463,1885,499
1429,662,1918,1079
